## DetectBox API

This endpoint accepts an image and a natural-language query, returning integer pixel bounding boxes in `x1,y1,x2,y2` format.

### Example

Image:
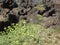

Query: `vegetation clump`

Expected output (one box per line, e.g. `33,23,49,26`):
0,20,58,45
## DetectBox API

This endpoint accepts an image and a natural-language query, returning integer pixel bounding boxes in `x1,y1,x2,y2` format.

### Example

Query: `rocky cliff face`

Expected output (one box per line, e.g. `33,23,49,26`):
0,0,60,31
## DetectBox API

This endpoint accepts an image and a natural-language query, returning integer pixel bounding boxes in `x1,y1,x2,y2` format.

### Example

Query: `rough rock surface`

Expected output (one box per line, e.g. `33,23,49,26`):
0,0,60,31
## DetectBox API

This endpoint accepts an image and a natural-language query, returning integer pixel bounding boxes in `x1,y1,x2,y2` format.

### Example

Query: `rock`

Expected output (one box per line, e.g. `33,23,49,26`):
42,15,60,28
0,15,8,22
27,14,39,24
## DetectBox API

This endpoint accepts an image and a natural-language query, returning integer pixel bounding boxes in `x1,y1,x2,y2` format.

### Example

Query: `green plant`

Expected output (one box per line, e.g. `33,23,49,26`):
0,20,58,45
36,14,43,20
35,4,45,11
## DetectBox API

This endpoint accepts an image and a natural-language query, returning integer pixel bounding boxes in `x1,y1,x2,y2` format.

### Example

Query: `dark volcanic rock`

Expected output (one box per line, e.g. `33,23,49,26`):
0,0,60,31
